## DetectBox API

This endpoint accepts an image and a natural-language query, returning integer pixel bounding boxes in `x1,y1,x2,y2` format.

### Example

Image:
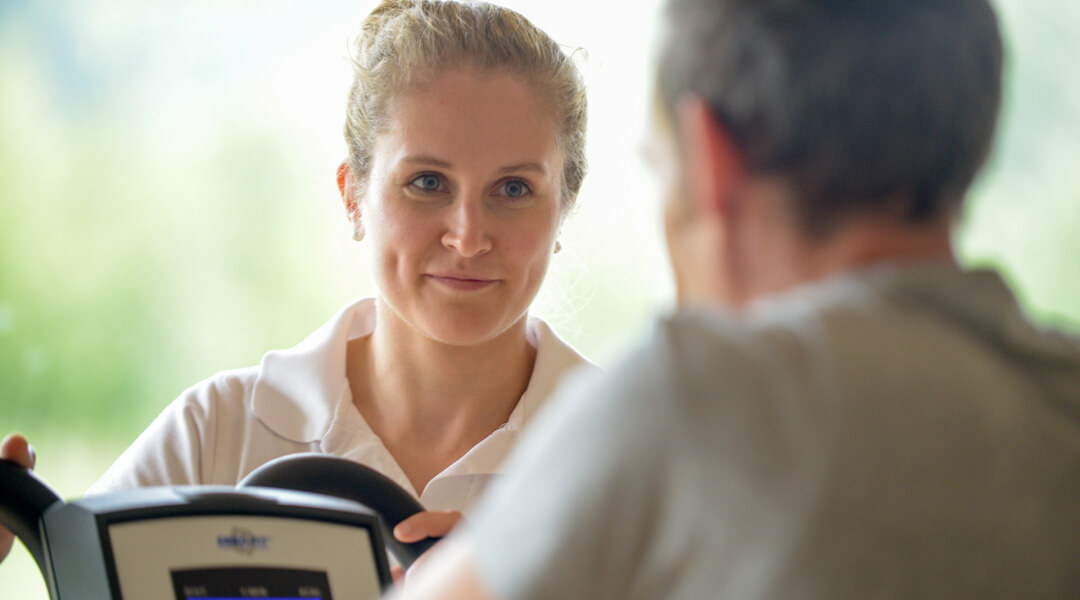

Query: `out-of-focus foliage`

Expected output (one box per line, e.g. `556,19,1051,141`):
0,2,372,440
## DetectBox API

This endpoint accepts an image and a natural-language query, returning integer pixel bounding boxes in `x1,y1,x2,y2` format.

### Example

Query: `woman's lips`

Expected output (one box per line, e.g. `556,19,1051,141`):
426,274,499,291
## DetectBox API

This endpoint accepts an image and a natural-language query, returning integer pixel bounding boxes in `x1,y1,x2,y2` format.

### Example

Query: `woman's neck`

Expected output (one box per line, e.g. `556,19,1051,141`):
345,298,536,493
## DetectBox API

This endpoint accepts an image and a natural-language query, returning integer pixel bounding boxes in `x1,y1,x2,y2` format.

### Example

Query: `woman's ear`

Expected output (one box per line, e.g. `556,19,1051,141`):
674,95,747,221
337,161,365,241
337,162,358,213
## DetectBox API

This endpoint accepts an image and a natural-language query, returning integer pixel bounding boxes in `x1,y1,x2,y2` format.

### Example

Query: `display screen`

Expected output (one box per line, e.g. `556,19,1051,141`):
172,566,333,600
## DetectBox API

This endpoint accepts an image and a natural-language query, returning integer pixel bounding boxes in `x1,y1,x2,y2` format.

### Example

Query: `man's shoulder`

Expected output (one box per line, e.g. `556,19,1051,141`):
646,304,840,389
651,263,1080,385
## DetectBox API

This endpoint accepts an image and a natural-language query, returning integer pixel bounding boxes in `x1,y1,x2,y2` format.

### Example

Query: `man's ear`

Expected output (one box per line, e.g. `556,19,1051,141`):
674,95,747,220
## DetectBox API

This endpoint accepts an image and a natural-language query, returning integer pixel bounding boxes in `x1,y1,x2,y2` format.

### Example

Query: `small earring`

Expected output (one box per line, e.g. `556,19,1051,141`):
554,241,562,254
353,226,364,242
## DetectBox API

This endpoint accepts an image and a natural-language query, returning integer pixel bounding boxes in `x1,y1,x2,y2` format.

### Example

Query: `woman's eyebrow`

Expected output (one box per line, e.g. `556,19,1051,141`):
402,154,453,168
400,155,547,176
498,162,547,175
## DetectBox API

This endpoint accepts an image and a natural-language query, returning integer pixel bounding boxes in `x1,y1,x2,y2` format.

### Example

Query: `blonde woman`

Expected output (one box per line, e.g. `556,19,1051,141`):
1,0,593,566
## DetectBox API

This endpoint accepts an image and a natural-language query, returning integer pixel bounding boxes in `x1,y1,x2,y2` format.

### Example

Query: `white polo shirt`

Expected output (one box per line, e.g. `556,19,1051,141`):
89,298,596,513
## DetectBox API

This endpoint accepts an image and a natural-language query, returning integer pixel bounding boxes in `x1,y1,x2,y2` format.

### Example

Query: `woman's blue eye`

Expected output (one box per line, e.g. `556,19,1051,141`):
413,174,442,191
502,180,529,198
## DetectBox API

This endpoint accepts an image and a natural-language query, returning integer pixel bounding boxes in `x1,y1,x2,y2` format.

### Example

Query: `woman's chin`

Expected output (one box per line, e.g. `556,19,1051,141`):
375,291,531,349
418,311,526,349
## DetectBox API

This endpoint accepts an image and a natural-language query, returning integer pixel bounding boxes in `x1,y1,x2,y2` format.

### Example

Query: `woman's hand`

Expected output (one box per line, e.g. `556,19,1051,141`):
0,433,37,563
389,510,464,582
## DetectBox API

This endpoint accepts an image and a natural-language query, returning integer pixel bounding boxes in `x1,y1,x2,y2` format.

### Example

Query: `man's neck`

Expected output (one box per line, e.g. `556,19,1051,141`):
737,213,956,307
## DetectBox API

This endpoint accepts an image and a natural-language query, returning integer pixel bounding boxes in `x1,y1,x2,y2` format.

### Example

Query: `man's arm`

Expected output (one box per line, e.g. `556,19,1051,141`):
390,537,495,600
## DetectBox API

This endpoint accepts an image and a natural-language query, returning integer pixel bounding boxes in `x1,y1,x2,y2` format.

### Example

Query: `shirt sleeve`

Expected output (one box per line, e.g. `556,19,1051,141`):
86,376,224,494
465,340,679,600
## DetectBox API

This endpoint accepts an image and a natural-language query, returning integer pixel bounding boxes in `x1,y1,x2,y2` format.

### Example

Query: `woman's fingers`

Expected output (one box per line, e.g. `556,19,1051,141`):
393,510,464,544
390,511,464,592
1,433,35,469
0,530,13,563
0,433,36,563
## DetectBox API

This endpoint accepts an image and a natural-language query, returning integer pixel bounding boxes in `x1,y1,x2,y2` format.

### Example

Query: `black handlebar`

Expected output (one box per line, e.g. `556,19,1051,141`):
0,459,62,574
239,453,439,568
1,453,438,578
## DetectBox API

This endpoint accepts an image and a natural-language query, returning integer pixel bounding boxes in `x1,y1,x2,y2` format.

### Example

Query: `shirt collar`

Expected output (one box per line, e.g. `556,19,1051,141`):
420,318,597,483
250,298,595,445
251,298,376,443
505,317,594,433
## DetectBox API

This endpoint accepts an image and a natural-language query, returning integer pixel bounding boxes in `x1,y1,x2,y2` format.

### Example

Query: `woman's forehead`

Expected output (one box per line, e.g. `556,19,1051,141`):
375,68,564,174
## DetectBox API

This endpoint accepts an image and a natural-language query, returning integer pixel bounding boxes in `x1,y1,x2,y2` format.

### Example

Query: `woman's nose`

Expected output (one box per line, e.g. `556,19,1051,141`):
441,197,492,257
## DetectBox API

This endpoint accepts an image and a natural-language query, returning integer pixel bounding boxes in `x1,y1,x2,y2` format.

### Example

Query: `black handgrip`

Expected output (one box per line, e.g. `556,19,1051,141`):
238,454,439,568
0,459,62,575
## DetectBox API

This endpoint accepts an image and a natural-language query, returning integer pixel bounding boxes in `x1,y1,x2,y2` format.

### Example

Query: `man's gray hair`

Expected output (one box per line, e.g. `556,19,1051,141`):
658,0,1004,236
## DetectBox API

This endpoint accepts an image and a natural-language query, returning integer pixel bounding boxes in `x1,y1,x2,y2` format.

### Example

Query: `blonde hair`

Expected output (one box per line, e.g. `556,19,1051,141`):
344,0,587,205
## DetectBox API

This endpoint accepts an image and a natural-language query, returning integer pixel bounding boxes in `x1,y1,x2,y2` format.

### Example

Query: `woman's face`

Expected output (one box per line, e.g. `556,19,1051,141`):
354,66,566,347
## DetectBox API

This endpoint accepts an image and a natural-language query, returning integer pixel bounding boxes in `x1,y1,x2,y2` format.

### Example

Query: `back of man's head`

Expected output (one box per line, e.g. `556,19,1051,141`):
658,0,1004,238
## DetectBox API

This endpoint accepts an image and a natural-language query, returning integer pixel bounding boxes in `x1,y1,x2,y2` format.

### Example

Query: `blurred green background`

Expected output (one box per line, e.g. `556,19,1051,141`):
1,0,1078,596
